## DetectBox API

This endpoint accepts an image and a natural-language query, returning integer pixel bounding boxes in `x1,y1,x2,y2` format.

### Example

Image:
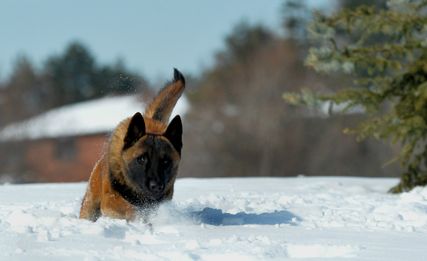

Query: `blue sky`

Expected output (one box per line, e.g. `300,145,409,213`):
0,0,329,83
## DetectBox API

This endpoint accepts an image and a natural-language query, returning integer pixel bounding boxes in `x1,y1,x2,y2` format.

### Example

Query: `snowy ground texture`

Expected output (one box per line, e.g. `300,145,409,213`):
1,177,427,261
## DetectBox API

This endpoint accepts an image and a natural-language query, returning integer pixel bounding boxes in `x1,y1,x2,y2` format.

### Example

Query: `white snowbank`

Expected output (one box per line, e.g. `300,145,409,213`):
0,95,189,141
1,177,427,260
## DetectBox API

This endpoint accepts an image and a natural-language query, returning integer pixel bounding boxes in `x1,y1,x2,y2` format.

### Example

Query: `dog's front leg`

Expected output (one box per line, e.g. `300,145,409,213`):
101,193,136,221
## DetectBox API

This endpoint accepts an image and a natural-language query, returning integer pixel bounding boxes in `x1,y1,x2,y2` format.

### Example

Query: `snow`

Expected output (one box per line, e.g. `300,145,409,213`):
320,101,364,117
0,95,189,141
1,177,427,260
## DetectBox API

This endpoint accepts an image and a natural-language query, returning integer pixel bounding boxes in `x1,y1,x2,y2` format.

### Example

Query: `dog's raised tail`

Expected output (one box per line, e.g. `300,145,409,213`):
144,68,185,124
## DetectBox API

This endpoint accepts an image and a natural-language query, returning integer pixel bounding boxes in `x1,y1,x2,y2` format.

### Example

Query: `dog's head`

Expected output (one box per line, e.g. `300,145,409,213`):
121,112,182,201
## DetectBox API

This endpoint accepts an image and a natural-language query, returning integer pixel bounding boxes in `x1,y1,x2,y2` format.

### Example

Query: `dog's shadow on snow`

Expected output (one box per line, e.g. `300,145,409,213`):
191,207,301,226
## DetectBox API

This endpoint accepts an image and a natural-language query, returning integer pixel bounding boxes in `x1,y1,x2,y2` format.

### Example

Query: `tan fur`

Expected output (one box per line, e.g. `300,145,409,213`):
144,78,185,124
80,70,184,221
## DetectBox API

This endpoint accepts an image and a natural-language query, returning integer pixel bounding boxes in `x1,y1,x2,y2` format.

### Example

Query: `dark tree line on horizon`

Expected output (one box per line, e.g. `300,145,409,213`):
0,42,148,127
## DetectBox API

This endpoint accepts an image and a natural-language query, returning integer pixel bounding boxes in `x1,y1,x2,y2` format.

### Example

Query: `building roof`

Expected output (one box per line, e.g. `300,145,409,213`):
0,94,189,141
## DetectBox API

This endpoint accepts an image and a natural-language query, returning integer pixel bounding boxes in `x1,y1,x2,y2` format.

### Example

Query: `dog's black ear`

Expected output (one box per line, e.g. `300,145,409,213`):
123,112,146,150
164,115,182,154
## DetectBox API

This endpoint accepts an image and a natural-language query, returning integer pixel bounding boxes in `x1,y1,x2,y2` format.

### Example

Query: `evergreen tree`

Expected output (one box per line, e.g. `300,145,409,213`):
44,41,148,107
2,56,46,123
281,0,311,41
44,42,97,106
285,0,427,192
94,59,148,95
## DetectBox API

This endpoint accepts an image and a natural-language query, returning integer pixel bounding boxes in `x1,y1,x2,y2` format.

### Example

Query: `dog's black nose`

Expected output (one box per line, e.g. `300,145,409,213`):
148,180,164,193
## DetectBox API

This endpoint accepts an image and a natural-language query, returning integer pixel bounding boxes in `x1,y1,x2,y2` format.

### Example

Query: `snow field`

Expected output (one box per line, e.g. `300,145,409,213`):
1,177,427,260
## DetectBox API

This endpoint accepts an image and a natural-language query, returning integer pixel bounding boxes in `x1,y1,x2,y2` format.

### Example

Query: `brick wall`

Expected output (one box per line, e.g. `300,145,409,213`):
25,134,107,182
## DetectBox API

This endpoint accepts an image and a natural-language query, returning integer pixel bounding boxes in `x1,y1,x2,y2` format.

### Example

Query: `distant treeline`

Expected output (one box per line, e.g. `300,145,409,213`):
0,42,148,127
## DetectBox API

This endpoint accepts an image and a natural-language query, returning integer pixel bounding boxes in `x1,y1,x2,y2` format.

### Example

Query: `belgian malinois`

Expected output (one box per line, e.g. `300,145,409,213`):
80,68,185,221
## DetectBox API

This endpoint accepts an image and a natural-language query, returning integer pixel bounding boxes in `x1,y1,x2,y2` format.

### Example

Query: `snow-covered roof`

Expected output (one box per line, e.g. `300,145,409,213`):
0,94,189,141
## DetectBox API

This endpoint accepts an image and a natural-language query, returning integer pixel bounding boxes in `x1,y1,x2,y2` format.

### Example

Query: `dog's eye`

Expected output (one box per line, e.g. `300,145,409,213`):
161,158,171,166
137,155,146,164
